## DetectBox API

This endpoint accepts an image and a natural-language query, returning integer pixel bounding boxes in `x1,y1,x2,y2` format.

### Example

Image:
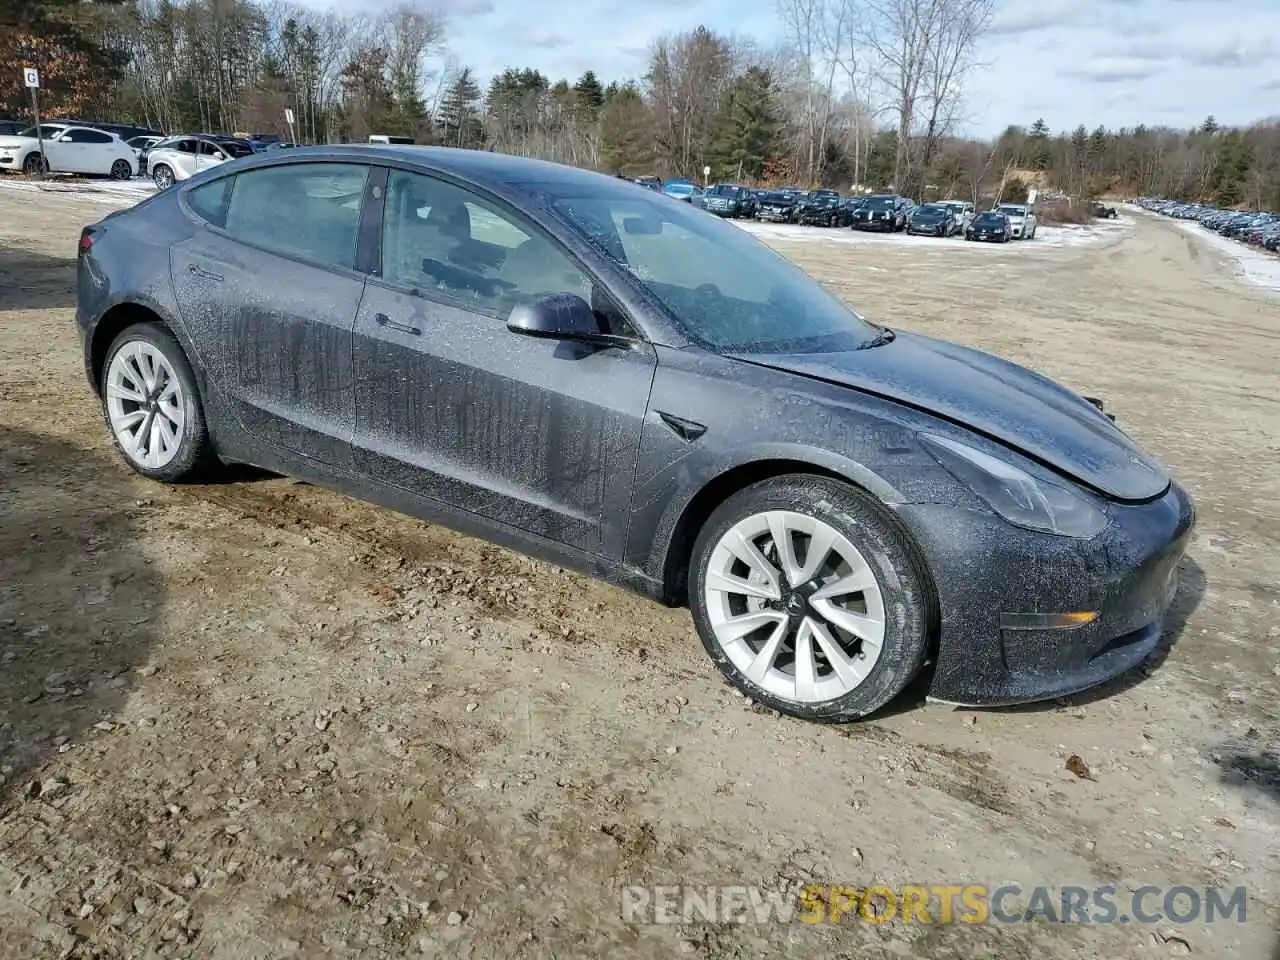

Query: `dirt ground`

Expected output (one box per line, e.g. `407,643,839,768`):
0,186,1277,960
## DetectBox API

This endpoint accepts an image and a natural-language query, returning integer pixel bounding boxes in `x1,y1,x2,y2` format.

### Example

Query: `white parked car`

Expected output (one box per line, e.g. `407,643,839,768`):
994,203,1038,239
0,123,137,179
941,200,975,231
147,136,253,189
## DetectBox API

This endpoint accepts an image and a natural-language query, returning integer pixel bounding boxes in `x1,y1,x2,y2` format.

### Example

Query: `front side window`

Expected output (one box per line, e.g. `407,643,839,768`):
552,191,879,354
223,163,369,270
380,169,593,316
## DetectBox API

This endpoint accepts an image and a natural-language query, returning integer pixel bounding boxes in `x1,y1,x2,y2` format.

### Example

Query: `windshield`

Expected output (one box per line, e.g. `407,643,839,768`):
708,185,740,197
664,183,694,196
17,125,64,138
218,141,254,158
996,205,1025,216
975,213,1005,224
759,192,790,204
552,193,879,353
865,197,896,210
915,205,946,216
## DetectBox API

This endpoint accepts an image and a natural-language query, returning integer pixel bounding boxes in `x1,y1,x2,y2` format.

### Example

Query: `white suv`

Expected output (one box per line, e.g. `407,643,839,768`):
994,203,1038,240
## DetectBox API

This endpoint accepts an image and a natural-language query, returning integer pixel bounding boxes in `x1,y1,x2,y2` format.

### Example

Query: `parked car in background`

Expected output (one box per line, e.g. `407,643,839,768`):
661,179,702,203
127,135,164,175
907,203,958,237
0,123,136,178
148,135,253,188
795,189,848,227
965,210,1013,242
701,183,756,219
76,145,1194,722
634,176,662,191
264,142,299,151
852,194,909,232
0,118,25,136
1092,201,1118,219
994,203,1037,239
755,190,801,223
940,200,975,231
245,133,282,151
368,134,415,145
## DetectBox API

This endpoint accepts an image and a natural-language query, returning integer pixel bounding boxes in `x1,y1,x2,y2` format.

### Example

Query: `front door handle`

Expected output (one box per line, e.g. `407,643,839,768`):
187,263,223,282
374,312,421,336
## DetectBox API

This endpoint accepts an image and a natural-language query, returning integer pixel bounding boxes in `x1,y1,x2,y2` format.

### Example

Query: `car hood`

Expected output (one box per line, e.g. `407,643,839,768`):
0,136,35,149
729,331,1170,501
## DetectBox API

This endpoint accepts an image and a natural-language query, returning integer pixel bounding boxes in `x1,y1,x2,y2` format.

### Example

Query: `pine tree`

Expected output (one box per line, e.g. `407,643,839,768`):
599,84,654,175
1027,118,1051,170
572,70,604,117
436,67,483,149
710,67,780,181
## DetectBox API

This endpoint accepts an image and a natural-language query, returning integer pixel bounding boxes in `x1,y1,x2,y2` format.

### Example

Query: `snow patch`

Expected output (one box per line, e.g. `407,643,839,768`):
731,215,1132,250
0,176,154,207
1176,221,1280,295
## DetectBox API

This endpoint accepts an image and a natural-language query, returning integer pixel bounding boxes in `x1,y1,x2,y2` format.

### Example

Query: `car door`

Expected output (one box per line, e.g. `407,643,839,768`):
74,128,117,174
169,161,375,470
195,139,227,174
169,139,199,178
351,166,658,558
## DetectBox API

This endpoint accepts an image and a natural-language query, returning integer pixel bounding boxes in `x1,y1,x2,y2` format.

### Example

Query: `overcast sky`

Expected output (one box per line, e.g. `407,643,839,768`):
310,0,1280,136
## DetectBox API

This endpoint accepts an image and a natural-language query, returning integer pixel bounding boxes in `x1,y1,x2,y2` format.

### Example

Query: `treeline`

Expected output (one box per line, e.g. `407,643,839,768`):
3,0,1279,209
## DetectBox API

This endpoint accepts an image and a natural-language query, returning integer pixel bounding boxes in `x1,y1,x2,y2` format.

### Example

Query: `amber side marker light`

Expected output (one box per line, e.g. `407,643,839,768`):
1000,611,1100,631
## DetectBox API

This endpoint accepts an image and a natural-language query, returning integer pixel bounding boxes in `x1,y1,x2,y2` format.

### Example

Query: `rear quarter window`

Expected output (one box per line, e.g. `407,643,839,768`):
186,177,234,229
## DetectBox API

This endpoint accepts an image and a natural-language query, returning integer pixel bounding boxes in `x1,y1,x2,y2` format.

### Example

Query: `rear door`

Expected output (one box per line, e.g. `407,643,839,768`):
170,161,374,469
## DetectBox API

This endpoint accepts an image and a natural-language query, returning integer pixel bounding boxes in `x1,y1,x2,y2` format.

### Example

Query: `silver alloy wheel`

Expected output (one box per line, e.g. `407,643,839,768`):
105,340,185,470
153,165,173,189
703,510,886,704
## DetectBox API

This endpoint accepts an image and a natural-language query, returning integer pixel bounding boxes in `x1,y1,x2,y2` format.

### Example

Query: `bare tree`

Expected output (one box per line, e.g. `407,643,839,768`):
646,27,735,178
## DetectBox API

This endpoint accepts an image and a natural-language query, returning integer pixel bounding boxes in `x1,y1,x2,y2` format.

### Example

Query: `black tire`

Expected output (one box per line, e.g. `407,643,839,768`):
152,164,174,189
110,159,133,180
101,323,214,482
689,475,934,722
22,152,47,175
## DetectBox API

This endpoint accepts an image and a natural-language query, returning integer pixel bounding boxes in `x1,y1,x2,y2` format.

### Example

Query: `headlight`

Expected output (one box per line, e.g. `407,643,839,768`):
921,434,1109,538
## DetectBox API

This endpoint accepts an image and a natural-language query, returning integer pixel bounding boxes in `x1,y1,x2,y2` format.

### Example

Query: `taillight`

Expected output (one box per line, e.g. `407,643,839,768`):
78,228,95,255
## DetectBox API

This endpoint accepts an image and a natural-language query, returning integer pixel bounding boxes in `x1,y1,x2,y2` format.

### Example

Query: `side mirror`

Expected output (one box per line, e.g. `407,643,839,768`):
507,293,605,342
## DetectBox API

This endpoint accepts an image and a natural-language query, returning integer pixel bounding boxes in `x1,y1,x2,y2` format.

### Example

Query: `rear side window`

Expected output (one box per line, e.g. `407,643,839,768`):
223,163,369,270
186,177,233,228
68,129,113,144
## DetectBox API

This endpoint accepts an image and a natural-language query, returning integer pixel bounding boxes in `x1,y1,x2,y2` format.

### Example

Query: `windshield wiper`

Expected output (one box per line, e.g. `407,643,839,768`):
858,325,896,349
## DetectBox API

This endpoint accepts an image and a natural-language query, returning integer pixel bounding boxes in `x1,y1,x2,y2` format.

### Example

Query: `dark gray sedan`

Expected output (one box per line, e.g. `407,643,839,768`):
75,146,1194,721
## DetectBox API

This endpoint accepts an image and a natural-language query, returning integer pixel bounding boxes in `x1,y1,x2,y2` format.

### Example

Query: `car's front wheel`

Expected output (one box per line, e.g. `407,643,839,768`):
22,152,47,175
102,323,213,482
152,164,174,189
689,476,933,721
110,159,133,180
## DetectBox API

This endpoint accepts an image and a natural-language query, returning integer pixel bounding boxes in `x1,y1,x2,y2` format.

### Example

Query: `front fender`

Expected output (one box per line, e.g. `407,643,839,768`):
623,347,974,592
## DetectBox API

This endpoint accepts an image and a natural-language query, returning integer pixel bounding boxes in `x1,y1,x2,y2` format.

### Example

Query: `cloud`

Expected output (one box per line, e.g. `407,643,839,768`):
987,0,1084,36
1060,57,1161,83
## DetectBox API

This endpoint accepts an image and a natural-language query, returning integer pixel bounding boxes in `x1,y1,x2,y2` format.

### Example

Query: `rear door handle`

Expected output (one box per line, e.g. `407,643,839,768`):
374,313,421,336
187,263,223,282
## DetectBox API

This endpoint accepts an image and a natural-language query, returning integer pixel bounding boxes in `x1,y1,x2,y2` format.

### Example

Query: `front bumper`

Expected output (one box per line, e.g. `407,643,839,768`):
896,481,1196,706
853,218,895,231
757,210,793,222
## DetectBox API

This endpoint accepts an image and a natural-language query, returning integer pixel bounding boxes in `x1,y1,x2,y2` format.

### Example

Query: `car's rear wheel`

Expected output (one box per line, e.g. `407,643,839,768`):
102,323,212,482
22,152,47,175
152,164,174,189
689,476,933,721
110,159,133,180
